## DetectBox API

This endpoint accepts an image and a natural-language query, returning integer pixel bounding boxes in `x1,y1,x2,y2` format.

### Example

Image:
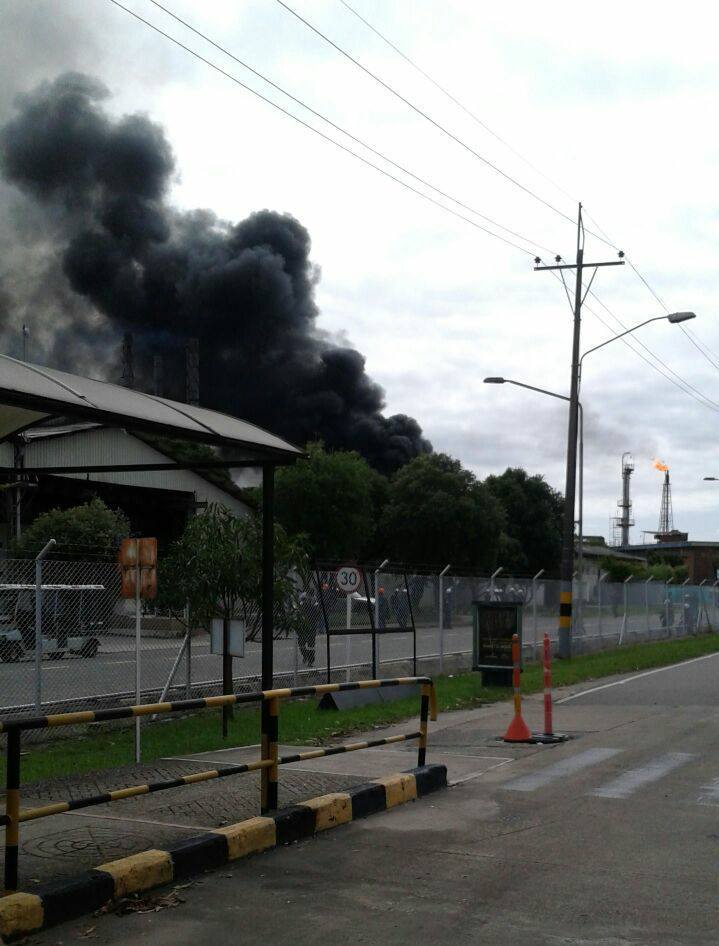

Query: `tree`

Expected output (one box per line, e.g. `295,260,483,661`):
13,498,129,558
158,504,309,637
484,468,564,575
380,453,504,570
599,557,688,584
274,442,387,561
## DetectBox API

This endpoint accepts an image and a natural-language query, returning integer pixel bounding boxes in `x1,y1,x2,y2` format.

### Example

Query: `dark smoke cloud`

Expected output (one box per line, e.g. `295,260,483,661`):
0,73,431,473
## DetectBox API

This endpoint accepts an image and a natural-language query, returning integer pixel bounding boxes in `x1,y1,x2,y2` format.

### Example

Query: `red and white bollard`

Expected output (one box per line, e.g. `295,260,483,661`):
538,634,567,744
543,633,554,737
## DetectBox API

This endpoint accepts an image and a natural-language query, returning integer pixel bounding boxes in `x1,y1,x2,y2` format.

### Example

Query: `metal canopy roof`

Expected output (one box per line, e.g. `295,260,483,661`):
0,354,302,464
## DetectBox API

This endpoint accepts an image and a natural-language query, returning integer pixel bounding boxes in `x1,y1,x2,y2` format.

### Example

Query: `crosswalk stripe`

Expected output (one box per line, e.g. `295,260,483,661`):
591,752,695,799
503,748,621,792
697,778,719,806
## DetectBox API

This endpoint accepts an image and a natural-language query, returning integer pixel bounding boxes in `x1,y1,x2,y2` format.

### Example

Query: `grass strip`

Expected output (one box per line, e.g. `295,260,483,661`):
3,632,719,785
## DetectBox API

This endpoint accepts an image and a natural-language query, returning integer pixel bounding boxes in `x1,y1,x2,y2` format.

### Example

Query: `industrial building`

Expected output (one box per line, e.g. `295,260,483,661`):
0,422,252,554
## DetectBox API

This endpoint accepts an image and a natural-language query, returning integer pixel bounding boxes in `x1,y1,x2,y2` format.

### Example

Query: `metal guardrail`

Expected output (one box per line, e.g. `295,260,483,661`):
0,675,436,892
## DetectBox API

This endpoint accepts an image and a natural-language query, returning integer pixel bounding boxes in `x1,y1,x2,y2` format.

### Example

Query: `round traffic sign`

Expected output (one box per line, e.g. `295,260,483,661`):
336,565,362,595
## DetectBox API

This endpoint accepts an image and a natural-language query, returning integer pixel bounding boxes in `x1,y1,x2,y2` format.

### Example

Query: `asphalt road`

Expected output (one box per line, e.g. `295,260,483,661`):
51,649,719,945
0,613,681,713
0,624,476,712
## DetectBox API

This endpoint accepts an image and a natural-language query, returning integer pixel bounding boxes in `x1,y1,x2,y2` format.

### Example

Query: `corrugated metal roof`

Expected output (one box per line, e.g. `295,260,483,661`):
21,427,249,515
0,354,302,461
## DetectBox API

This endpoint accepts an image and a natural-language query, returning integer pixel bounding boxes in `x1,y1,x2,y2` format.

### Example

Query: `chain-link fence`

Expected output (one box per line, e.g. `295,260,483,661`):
0,559,716,729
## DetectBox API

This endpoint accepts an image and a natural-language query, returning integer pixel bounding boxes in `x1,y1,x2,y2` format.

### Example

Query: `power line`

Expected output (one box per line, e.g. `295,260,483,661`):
683,326,719,367
587,290,719,413
583,207,719,378
288,1,719,408
584,301,719,416
678,326,719,372
335,0,578,207
144,0,557,257
110,0,719,415
274,0,615,242
106,0,543,257
546,267,719,411
339,5,719,409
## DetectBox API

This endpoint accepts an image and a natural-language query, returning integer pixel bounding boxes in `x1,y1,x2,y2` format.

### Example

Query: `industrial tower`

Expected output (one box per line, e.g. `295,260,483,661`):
657,470,674,535
613,453,634,546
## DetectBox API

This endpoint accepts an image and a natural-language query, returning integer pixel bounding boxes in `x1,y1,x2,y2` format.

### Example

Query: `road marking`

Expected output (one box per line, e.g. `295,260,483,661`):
556,651,719,704
503,747,620,792
697,778,719,806
450,758,514,786
591,752,695,799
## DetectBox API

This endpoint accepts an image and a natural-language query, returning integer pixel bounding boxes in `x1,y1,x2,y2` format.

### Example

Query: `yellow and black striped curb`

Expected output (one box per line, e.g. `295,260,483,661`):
0,764,446,942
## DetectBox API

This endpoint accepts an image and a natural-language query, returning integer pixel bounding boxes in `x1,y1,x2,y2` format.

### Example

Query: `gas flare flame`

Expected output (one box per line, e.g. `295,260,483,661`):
653,458,669,473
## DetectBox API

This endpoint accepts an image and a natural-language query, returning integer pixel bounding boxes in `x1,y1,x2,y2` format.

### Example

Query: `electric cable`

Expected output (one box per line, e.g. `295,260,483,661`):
106,0,544,258
587,290,719,412
273,0,617,245
335,0,579,207
144,0,557,256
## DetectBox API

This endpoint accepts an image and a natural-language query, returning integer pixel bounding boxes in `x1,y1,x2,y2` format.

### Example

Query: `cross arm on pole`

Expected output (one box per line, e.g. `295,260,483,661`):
534,260,625,271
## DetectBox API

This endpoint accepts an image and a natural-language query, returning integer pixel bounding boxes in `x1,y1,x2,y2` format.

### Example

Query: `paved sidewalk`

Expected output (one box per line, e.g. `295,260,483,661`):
34,655,719,946
5,679,604,890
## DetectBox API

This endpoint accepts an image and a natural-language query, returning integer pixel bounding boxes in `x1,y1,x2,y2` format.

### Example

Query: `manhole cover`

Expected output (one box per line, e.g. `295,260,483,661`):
23,824,148,860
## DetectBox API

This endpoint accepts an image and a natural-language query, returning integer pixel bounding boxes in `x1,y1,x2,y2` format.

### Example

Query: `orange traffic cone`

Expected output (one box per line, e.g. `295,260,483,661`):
503,633,533,743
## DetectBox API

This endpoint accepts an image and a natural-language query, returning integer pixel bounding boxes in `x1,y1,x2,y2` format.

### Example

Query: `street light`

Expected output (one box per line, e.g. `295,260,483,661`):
579,312,696,379
560,310,697,656
487,309,697,659
482,377,585,578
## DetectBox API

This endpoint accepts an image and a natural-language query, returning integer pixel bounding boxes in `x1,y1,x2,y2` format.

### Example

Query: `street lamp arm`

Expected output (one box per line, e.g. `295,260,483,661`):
579,316,666,369
484,377,570,402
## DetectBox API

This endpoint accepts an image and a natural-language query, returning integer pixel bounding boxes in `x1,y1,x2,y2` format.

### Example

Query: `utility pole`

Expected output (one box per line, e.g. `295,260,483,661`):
535,204,624,658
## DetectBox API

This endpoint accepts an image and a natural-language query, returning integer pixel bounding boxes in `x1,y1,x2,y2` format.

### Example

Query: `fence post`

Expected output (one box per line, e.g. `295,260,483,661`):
261,696,279,815
645,576,654,634
4,728,21,891
665,578,673,637
532,569,544,652
33,539,56,712
619,575,632,645
374,559,389,676
597,573,606,641
418,683,430,766
184,602,191,700
438,564,450,673
135,558,142,763
34,558,42,713
699,579,708,633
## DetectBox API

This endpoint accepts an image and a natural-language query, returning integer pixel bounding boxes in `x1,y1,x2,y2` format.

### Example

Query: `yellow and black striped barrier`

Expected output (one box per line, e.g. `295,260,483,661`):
1,676,436,894
0,763,447,942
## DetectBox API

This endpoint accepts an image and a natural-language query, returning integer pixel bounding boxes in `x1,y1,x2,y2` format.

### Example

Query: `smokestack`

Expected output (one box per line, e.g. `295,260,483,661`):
186,337,199,406
152,354,164,397
121,332,134,388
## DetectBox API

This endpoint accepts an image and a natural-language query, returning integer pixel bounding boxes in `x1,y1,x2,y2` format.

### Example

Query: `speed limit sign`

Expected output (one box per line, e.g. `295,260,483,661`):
336,565,362,595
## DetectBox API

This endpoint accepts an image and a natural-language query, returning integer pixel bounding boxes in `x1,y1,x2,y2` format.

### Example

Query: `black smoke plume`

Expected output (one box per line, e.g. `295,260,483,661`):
0,73,431,473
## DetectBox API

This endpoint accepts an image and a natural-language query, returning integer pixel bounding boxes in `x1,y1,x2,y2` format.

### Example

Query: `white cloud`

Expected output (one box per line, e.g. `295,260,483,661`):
5,0,719,544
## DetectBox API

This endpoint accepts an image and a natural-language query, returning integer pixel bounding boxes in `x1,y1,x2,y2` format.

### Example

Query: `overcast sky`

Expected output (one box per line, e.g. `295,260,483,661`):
4,0,719,544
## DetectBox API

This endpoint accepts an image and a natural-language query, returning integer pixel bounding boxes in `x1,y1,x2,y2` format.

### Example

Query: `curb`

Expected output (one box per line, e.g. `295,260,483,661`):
0,764,446,942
